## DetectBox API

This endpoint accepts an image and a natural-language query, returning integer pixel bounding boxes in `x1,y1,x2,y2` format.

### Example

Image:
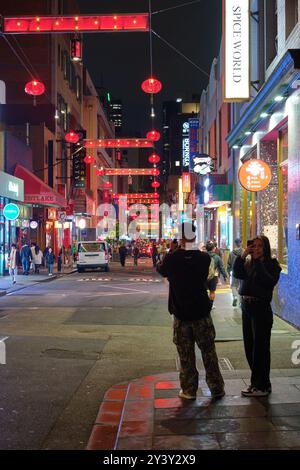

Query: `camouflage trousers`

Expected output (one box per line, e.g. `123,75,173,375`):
173,315,224,396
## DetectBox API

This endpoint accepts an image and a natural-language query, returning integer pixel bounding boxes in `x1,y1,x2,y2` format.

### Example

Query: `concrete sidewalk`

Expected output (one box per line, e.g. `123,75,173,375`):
0,265,76,296
87,287,300,451
87,369,300,450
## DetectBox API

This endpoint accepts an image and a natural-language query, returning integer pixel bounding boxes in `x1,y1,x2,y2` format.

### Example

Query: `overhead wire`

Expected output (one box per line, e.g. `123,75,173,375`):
152,0,203,15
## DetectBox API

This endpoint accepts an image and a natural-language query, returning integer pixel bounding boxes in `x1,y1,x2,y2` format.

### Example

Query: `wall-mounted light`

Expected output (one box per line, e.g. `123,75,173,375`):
274,95,284,102
245,131,252,136
260,112,269,118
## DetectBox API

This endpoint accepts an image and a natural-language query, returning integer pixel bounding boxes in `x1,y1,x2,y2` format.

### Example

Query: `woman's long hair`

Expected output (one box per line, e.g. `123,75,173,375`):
253,235,272,261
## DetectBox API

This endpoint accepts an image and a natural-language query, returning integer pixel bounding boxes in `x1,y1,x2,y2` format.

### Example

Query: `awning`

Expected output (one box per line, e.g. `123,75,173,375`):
14,164,67,207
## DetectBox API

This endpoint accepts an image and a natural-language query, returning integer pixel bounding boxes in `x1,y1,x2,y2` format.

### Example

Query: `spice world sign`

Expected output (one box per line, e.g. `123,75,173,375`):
224,0,250,101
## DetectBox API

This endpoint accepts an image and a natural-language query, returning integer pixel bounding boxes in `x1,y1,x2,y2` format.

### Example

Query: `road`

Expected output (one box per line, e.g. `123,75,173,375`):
0,258,299,449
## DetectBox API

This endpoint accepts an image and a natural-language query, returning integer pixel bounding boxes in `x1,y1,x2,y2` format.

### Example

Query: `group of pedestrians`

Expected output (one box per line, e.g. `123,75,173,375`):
157,223,281,400
8,241,63,284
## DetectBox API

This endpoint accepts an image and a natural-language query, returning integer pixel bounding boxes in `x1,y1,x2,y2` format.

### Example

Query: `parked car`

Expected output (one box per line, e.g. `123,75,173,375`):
77,241,109,272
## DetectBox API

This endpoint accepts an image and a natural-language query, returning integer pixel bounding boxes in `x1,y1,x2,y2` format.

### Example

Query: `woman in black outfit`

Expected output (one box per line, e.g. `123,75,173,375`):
233,236,281,397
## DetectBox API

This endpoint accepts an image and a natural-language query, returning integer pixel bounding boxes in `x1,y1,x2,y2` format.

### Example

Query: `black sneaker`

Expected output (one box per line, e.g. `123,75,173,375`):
232,298,238,307
241,387,269,397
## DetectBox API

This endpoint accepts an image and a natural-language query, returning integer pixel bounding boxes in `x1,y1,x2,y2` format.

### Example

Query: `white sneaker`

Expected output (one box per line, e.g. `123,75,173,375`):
178,389,197,400
241,387,269,397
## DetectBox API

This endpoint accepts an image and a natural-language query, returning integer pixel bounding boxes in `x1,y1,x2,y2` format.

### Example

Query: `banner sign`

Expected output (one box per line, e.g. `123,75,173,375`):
189,118,199,172
182,172,191,193
224,0,250,101
182,121,190,168
192,154,214,175
238,159,272,192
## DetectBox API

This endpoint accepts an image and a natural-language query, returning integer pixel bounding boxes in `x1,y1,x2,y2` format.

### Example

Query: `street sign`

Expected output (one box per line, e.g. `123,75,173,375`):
58,211,67,223
3,203,19,221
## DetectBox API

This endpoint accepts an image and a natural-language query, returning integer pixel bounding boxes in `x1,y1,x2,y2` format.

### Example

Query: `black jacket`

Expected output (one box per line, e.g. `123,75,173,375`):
157,248,211,321
233,256,282,302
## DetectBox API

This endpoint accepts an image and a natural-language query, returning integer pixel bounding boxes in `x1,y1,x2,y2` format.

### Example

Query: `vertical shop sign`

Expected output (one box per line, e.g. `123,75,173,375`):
73,148,86,188
189,118,199,171
224,0,250,101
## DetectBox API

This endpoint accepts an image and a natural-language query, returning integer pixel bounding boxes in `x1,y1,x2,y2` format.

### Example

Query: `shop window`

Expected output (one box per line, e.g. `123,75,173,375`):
286,0,298,39
63,51,68,79
76,76,82,101
279,128,288,271
265,0,278,67
58,44,61,68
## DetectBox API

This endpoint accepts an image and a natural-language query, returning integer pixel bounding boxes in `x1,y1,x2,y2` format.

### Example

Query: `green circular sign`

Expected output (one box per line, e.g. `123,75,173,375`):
3,203,20,221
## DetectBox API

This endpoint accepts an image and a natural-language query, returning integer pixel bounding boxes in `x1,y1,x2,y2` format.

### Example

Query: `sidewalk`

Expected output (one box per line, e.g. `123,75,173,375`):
87,288,300,451
0,265,76,296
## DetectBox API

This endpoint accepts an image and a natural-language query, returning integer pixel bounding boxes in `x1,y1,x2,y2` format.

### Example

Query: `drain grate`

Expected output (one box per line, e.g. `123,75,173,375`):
176,355,234,371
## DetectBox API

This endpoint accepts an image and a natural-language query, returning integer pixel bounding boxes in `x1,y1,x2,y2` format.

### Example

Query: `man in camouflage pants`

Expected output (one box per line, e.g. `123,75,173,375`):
157,222,225,400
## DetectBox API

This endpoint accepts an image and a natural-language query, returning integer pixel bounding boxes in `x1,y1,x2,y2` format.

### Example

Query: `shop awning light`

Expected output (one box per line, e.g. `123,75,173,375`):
232,145,239,149
245,131,252,136
260,112,269,118
274,95,284,102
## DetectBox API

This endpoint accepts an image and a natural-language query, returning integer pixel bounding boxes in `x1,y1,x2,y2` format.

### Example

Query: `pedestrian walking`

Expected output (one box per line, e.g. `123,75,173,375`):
57,246,64,272
133,245,140,266
20,241,32,275
233,236,281,397
206,241,227,305
151,243,158,267
119,244,127,267
30,242,36,273
9,243,20,284
66,245,72,266
169,238,179,254
46,247,55,276
227,238,244,307
33,245,43,274
157,222,225,400
72,244,77,263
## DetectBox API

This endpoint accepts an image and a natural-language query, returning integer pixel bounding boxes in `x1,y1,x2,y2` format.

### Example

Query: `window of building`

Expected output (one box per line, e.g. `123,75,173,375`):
76,76,82,101
63,51,68,79
58,44,61,68
69,63,76,91
218,109,222,168
286,0,298,39
265,0,278,68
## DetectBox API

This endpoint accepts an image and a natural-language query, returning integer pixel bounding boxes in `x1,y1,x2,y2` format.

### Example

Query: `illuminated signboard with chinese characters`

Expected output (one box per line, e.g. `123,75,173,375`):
224,0,250,101
238,159,272,192
192,154,214,175
182,172,191,193
182,121,190,168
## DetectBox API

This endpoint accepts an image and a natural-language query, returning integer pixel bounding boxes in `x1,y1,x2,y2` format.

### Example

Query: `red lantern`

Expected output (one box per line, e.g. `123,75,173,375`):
84,155,95,164
25,79,45,96
65,131,80,143
148,154,160,164
153,192,159,198
96,168,105,176
104,181,112,189
146,130,161,142
153,199,159,204
141,77,162,94
152,168,160,176
151,181,160,188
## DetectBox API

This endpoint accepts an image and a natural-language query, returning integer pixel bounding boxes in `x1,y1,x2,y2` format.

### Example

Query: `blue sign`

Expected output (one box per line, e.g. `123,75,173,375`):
3,203,20,221
189,118,200,172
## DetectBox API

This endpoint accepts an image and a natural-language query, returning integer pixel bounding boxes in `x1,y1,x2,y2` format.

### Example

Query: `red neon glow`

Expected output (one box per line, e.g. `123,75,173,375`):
101,168,160,176
148,154,160,164
103,181,112,189
83,155,95,164
4,14,149,34
112,193,159,199
146,130,160,142
141,77,162,94
151,181,160,188
65,131,80,143
84,139,153,148
96,168,105,176
24,80,45,96
71,38,82,61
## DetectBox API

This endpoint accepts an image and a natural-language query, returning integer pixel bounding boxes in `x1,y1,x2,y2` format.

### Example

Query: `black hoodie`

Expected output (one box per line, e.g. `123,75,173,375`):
157,248,211,320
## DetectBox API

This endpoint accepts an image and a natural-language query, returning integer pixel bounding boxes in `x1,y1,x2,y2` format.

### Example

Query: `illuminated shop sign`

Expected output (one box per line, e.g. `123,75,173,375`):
182,172,191,193
189,118,199,171
192,154,214,175
238,159,272,192
0,170,24,202
182,121,190,168
224,0,250,101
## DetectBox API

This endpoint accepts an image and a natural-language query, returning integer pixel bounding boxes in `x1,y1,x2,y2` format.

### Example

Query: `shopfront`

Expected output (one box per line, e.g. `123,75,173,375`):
0,170,25,276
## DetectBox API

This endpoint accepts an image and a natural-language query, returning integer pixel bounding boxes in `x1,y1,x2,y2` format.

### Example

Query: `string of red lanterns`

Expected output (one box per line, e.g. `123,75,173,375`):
65,131,80,143
146,130,160,141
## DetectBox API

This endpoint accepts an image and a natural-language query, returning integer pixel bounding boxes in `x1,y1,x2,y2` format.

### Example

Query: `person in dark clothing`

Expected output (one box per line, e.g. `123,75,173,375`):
45,248,55,276
119,245,127,267
233,235,281,397
151,243,158,266
133,245,140,266
157,222,225,401
206,241,227,304
227,238,244,306
20,242,32,275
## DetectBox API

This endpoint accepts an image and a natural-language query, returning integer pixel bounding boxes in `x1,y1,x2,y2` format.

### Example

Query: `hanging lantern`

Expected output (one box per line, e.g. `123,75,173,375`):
153,192,159,198
65,131,80,143
153,199,159,204
151,181,160,188
152,168,160,176
141,77,162,94
146,130,161,142
96,168,105,176
83,155,95,164
148,154,160,164
25,79,45,96
104,181,112,189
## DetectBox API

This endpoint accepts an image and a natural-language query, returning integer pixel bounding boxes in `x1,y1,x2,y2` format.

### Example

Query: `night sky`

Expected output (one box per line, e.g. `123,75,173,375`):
77,0,222,135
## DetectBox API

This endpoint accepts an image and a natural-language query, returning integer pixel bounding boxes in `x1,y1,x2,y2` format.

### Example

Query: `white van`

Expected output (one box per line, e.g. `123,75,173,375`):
77,241,109,272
